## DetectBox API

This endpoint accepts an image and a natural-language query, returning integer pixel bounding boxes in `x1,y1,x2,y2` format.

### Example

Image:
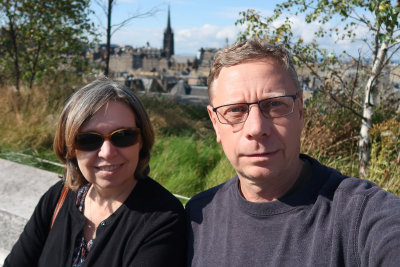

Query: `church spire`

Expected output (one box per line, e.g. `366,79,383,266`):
167,5,171,31
163,5,174,58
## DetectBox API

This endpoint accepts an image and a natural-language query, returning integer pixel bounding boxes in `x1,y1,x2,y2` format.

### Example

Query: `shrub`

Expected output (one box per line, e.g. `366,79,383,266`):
369,119,400,195
301,91,360,177
140,95,213,139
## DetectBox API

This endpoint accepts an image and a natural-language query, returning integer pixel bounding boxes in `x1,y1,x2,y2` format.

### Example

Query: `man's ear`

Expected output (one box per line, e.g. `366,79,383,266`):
207,105,221,143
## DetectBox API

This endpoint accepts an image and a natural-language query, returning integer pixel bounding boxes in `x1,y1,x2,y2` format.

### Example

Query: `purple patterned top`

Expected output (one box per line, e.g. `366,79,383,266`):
72,184,94,267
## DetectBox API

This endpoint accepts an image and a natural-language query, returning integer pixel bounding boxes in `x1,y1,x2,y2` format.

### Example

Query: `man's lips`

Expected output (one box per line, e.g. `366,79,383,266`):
242,151,278,157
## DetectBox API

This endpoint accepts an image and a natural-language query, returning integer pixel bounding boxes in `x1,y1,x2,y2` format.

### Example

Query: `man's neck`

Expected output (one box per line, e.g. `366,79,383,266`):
238,158,304,203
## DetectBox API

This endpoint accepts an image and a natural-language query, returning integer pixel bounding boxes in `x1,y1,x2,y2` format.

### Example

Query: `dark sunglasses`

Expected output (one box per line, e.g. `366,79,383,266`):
75,128,141,151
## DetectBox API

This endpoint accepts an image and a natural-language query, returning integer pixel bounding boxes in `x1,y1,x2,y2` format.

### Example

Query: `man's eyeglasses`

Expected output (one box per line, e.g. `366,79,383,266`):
212,94,298,125
75,128,141,151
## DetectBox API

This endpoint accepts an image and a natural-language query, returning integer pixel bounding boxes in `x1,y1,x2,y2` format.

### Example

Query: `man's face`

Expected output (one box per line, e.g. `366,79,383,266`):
207,59,303,183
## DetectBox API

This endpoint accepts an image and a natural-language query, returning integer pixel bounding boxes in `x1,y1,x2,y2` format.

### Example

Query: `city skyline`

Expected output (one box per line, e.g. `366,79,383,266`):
90,0,281,55
90,0,393,59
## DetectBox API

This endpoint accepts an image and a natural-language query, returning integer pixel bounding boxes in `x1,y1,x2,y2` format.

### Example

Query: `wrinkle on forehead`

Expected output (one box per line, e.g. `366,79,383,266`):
212,60,295,106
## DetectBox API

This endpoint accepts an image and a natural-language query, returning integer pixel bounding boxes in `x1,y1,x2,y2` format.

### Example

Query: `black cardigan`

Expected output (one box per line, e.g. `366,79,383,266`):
5,177,187,267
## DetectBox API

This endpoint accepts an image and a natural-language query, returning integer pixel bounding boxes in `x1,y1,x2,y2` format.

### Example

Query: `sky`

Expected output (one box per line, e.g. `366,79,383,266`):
89,0,396,58
89,0,281,55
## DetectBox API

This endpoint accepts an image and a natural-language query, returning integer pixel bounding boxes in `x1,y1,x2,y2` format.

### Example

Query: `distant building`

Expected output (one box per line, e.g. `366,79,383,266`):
163,6,174,59
197,48,219,74
90,6,220,91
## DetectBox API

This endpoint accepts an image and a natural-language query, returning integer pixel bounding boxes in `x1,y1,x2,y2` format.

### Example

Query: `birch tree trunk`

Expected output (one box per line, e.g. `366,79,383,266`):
358,40,389,177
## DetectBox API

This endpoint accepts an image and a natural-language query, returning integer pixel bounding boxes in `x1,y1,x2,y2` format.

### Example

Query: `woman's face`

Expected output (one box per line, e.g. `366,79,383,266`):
75,101,141,191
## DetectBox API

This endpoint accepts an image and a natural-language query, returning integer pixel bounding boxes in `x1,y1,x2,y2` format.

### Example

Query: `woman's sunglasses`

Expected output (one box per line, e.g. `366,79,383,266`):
75,128,141,151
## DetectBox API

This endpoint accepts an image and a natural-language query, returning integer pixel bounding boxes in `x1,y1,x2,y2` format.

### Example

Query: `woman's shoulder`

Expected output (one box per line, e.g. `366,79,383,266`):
34,180,66,213
37,179,65,204
48,179,65,193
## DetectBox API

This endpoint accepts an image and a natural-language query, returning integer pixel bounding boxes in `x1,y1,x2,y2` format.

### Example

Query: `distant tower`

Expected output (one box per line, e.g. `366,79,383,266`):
163,5,174,58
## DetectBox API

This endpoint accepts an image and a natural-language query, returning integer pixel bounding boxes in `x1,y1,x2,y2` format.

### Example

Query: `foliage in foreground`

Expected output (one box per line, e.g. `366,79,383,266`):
236,0,400,177
0,83,399,198
369,119,400,195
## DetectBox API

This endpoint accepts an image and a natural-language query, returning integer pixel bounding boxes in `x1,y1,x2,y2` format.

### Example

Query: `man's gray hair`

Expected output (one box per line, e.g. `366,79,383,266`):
208,37,300,102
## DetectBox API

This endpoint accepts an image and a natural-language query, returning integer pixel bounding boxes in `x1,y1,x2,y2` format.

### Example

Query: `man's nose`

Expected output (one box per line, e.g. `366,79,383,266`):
243,105,271,139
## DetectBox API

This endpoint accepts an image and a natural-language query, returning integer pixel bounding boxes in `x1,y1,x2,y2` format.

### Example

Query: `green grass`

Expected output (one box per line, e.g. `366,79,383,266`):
0,152,64,174
150,135,235,198
0,82,399,198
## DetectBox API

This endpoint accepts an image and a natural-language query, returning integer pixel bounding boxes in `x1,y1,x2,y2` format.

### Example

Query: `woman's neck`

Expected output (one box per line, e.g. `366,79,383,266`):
90,177,138,204
83,178,138,240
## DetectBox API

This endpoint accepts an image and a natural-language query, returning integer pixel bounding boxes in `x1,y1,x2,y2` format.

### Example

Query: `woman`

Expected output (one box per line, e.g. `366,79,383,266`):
4,80,187,266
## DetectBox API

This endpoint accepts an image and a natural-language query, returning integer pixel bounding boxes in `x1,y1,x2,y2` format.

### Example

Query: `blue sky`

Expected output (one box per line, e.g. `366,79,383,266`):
90,0,397,59
90,0,280,55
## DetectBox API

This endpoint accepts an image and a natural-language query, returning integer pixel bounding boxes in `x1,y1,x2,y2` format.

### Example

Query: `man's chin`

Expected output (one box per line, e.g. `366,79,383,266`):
236,167,277,182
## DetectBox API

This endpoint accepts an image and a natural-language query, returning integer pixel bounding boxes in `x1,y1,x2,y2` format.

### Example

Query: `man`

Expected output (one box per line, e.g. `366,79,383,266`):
186,38,400,266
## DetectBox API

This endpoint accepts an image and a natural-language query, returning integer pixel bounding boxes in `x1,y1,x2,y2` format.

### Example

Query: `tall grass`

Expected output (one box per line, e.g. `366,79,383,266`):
0,90,57,151
0,74,84,151
150,135,233,197
0,82,399,198
141,96,235,197
368,119,400,195
301,92,400,195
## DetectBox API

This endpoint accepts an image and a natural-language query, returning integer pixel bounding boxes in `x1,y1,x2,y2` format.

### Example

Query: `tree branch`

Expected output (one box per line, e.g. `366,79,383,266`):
110,6,161,36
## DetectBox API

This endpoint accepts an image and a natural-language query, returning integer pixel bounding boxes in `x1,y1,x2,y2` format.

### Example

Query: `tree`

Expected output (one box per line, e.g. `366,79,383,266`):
93,0,160,76
236,0,400,177
0,0,22,90
0,0,96,90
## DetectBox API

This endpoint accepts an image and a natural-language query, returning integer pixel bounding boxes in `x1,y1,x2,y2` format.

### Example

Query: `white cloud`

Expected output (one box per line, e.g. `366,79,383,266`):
174,24,240,53
108,22,242,55
108,12,374,58
106,26,164,48
215,7,274,20
268,15,373,57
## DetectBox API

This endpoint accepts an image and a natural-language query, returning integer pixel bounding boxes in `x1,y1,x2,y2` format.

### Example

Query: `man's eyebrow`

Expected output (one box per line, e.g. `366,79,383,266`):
261,88,286,96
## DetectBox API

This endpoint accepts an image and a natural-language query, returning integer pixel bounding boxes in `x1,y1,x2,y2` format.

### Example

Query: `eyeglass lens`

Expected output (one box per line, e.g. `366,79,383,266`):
216,96,295,124
75,129,140,151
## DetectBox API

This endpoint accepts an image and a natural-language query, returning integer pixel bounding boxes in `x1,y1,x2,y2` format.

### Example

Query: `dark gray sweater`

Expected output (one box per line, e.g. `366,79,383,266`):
186,155,400,266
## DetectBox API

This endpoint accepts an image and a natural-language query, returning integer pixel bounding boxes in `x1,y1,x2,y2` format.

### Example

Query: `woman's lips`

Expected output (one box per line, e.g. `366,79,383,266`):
95,164,122,172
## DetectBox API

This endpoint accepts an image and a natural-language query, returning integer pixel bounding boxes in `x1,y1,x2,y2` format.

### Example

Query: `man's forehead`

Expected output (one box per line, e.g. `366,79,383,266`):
215,58,286,82
210,60,292,101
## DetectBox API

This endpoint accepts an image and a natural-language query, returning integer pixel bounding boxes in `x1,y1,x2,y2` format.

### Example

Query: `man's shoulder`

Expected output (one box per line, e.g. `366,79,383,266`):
186,176,236,211
335,176,399,204
305,154,399,205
